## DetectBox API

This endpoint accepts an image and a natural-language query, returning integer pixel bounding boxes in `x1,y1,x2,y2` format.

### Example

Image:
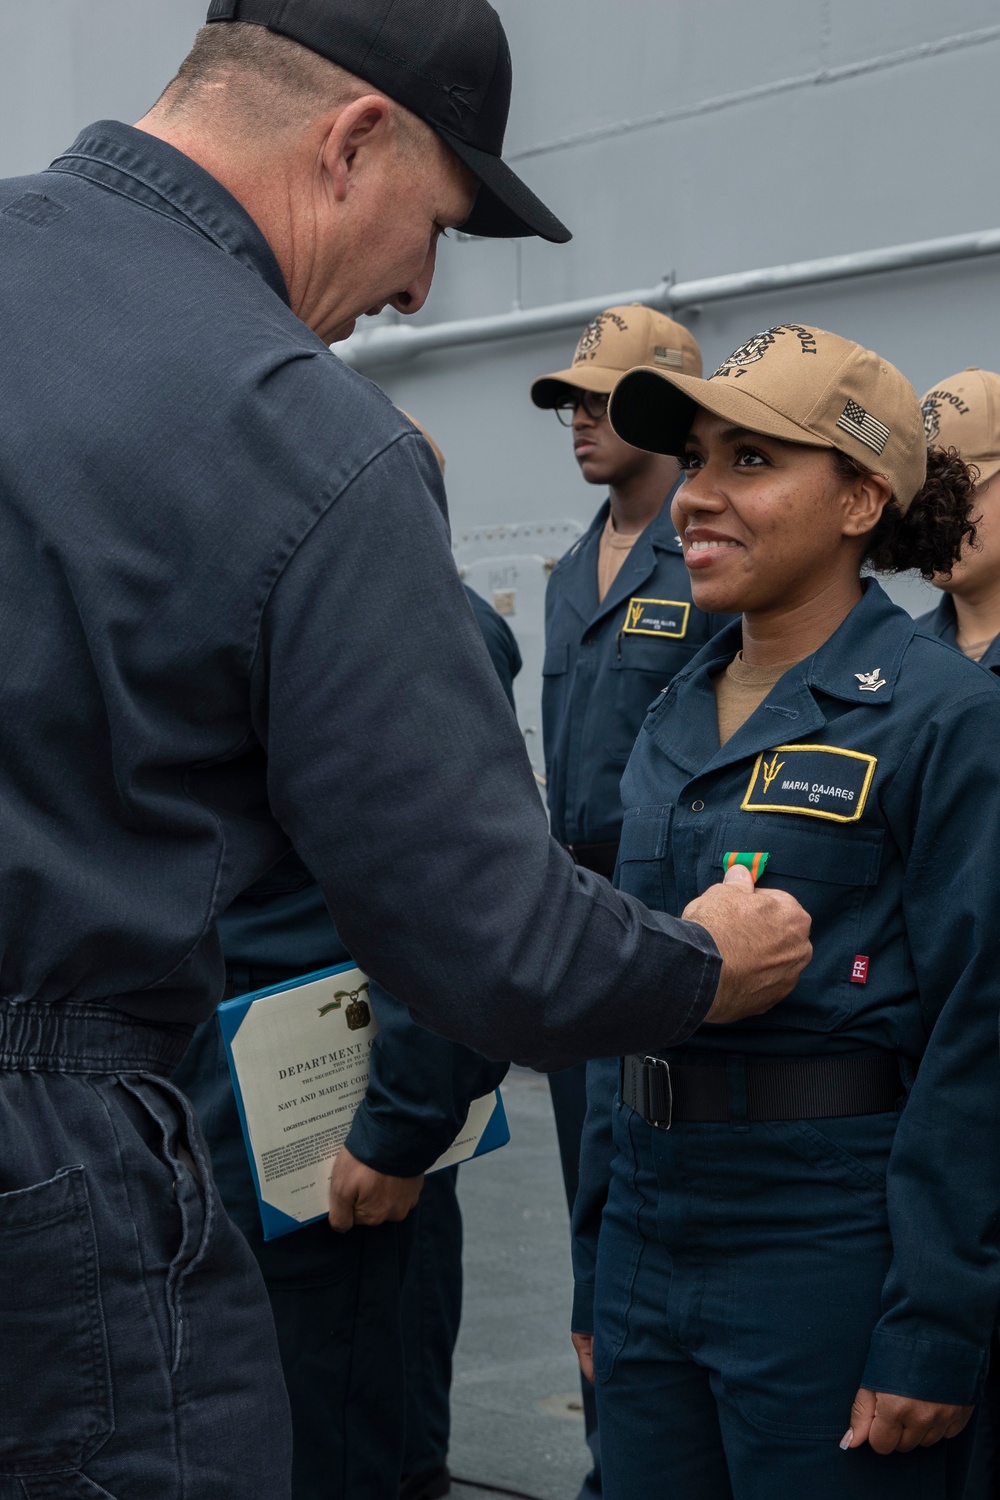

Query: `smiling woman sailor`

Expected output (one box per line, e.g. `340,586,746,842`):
571,324,1000,1500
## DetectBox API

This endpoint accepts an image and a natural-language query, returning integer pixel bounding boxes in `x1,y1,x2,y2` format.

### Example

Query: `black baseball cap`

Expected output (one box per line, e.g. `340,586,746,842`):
206,0,571,243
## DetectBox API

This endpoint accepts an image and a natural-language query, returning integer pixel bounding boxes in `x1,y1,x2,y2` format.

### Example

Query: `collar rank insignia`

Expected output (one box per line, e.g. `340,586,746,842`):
722,851,770,884
855,668,886,693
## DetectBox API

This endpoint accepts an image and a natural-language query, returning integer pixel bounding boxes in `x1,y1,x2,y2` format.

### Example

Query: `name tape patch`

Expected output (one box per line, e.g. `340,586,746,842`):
623,597,690,639
742,744,877,824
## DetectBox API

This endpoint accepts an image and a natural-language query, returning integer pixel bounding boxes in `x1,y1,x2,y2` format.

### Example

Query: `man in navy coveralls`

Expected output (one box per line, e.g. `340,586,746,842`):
0,2,811,1494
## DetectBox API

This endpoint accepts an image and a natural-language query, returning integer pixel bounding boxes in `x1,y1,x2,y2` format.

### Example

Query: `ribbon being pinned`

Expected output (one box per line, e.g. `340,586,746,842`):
723,851,770,884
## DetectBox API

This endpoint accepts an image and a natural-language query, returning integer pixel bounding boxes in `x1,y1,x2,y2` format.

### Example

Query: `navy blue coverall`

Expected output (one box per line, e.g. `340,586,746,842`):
918,591,1000,1500
542,495,732,1493
575,581,1000,1499
173,587,518,1500
918,592,1000,673
0,121,722,1495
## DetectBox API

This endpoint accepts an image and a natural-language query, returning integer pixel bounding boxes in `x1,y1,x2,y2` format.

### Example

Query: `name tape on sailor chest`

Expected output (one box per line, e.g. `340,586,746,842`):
623,598,690,638
742,744,877,823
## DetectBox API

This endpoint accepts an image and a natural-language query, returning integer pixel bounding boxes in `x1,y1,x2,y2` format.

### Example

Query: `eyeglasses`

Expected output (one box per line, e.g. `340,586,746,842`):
553,390,611,426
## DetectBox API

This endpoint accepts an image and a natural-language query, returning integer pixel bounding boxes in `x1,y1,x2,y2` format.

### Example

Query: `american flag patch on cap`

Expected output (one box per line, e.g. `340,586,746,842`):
836,400,891,455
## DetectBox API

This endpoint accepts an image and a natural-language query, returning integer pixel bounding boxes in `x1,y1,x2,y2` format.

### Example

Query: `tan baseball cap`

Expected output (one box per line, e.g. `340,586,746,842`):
608,323,927,509
919,369,1000,487
530,304,702,408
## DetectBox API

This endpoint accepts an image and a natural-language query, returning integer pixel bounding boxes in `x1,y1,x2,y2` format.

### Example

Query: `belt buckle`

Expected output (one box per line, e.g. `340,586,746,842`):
644,1055,673,1130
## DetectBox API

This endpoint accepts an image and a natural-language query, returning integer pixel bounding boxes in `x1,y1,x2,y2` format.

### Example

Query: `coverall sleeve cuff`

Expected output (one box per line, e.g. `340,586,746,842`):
667,921,721,1043
862,1328,988,1407
344,1104,455,1179
571,1281,596,1336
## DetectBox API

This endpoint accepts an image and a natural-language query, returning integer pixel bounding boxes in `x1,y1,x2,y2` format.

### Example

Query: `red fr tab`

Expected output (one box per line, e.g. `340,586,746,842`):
850,955,869,985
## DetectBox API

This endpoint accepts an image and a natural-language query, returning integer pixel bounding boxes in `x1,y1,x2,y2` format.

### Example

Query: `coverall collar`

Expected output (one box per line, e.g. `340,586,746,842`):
560,484,684,629
46,120,290,306
919,591,1000,674
651,579,914,779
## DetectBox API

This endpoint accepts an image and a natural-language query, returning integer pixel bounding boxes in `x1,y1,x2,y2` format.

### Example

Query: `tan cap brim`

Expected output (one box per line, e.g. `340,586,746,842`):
609,366,837,456
531,364,621,409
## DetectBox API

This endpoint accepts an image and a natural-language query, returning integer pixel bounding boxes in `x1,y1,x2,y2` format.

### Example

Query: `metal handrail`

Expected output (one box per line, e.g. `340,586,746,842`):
337,225,1000,373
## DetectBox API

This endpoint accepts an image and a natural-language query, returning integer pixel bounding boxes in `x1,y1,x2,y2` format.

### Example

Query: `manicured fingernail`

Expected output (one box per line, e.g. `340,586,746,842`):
839,1429,853,1451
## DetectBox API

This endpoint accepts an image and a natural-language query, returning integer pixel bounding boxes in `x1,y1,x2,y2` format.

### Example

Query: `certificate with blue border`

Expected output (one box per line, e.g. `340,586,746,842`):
218,961,509,1240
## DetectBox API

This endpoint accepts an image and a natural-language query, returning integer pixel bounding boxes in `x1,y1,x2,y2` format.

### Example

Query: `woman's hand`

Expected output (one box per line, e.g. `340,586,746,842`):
327,1147,424,1232
841,1388,974,1454
572,1332,595,1384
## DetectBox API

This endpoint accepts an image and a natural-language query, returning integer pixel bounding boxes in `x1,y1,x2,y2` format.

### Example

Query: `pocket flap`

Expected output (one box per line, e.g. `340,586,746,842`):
715,816,883,887
614,636,689,674
618,806,672,862
542,643,569,676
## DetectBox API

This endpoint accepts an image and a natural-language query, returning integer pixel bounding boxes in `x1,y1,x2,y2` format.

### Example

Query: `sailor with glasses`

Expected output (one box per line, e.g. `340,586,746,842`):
529,306,733,1499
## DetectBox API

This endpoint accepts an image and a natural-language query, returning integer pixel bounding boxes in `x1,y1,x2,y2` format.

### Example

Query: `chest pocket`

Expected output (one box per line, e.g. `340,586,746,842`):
711,814,883,1033
615,634,693,674
542,644,569,677
616,805,673,912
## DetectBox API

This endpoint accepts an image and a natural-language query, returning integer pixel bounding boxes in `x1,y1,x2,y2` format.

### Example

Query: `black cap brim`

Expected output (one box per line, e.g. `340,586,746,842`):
438,128,571,244
609,369,700,455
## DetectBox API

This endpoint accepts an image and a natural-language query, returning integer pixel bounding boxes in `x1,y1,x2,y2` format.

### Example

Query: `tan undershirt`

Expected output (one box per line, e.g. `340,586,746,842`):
597,512,638,603
714,653,800,745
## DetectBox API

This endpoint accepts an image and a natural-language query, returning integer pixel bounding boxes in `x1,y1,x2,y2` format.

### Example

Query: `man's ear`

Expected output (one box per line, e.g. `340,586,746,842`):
842,470,893,539
322,94,394,203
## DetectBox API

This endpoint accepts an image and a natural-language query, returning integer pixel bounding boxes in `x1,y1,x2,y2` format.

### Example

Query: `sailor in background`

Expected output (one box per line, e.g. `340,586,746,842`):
917,368,1000,673
174,421,519,1500
915,367,1000,1500
529,306,732,1496
574,324,1000,1498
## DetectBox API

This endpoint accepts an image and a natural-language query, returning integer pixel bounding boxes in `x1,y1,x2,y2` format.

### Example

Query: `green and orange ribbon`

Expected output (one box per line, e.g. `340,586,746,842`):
723,851,770,884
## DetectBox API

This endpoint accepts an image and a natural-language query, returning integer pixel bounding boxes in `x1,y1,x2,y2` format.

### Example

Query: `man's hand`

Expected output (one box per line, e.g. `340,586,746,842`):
683,863,812,1025
572,1332,594,1384
841,1388,974,1454
328,1146,424,1233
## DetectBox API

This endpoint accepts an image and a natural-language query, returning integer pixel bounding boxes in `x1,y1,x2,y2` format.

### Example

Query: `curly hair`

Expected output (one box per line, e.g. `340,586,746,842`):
832,446,980,578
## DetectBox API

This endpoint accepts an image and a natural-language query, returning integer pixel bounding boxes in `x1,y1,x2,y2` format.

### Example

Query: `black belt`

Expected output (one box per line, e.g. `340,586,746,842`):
622,1051,904,1129
564,841,619,879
